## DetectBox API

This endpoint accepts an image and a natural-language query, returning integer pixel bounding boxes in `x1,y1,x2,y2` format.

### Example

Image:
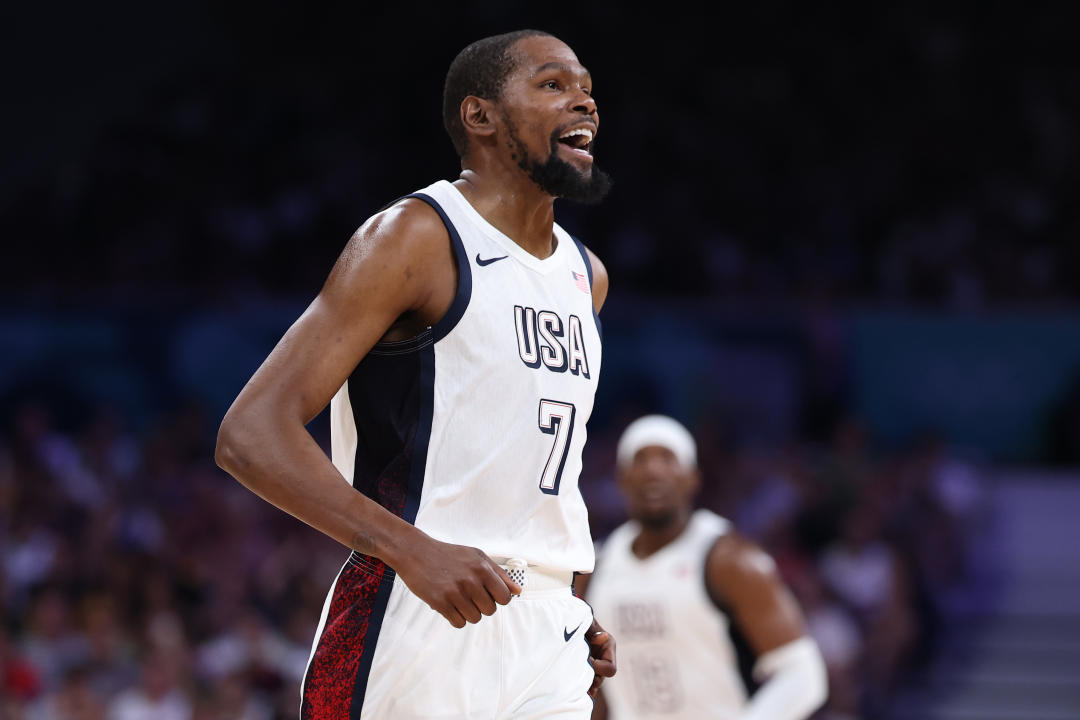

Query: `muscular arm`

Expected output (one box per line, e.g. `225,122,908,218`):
706,534,827,720
215,199,518,627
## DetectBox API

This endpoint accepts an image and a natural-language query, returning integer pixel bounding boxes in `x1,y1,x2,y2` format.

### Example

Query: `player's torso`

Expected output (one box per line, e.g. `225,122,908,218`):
587,510,749,720
331,179,602,573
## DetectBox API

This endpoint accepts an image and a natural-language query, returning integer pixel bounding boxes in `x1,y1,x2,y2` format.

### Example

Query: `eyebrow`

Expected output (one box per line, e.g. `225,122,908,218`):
531,62,592,82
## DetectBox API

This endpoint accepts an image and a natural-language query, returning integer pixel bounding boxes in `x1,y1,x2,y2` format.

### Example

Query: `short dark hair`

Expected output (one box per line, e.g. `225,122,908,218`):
442,29,555,158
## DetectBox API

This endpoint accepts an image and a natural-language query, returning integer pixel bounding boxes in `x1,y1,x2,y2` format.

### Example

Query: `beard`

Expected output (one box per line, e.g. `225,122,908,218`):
506,117,613,205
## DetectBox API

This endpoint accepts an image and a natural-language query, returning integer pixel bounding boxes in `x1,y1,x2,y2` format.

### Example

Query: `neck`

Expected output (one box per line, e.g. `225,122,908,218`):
453,165,557,259
630,509,693,560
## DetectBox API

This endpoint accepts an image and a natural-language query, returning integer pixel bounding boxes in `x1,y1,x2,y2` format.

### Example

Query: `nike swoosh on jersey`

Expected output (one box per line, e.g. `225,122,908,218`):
564,622,583,642
476,253,508,266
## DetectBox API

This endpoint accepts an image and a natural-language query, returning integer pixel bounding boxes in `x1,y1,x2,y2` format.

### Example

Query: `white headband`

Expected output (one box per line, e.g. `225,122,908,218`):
616,415,697,470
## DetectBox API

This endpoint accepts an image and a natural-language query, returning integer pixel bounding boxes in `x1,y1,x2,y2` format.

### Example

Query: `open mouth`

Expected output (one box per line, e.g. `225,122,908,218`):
557,127,594,157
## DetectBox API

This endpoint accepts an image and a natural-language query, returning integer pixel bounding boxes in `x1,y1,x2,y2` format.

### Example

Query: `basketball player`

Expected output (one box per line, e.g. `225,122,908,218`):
580,416,827,720
215,30,615,719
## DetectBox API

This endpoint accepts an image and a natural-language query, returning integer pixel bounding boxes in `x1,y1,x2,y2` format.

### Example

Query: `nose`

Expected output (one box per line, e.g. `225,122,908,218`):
572,90,597,116
636,456,669,483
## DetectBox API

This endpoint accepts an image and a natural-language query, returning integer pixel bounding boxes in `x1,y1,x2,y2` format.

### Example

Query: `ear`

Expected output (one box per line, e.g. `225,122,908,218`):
685,466,702,497
460,96,497,141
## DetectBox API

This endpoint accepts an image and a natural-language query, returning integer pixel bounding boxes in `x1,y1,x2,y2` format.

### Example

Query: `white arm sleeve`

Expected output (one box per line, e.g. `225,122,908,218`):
737,636,828,720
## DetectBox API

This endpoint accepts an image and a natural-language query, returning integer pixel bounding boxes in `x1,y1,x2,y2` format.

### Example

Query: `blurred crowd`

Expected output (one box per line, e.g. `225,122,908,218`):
1,390,991,720
2,7,1078,310
1,400,341,719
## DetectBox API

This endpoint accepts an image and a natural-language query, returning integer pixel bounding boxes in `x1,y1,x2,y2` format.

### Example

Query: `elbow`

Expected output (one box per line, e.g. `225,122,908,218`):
214,410,251,476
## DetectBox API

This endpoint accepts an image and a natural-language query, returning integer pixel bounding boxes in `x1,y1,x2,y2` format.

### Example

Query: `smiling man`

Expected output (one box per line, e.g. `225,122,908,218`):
215,30,615,719
580,415,827,720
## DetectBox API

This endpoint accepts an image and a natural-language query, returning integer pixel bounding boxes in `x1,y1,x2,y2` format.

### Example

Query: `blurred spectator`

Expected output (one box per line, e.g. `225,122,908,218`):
1,625,41,704
25,665,106,720
105,650,192,720
819,507,897,617
80,593,139,699
20,585,91,691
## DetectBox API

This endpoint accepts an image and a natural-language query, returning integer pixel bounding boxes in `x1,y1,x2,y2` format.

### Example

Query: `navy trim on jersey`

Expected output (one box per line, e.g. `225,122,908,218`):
570,236,603,343
406,347,436,524
369,329,434,356
407,192,472,342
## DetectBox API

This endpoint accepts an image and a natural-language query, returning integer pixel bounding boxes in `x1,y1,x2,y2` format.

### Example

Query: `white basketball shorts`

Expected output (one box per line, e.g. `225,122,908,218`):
301,556,595,720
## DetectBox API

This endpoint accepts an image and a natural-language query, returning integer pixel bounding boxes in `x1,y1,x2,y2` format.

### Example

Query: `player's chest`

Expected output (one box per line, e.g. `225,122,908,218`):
601,558,712,641
455,270,601,382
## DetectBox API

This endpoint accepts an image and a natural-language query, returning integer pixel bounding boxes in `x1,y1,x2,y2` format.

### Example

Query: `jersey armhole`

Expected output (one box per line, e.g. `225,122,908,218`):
570,235,603,342
403,192,472,342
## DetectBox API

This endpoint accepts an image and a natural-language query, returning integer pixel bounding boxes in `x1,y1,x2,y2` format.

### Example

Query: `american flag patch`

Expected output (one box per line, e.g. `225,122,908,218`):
572,270,590,293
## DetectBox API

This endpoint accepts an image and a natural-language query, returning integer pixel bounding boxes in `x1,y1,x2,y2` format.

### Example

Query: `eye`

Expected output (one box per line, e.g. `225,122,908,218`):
541,80,561,91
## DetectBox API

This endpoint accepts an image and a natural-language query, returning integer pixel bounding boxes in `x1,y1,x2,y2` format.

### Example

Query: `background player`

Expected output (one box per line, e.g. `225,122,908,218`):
215,29,616,718
580,415,826,720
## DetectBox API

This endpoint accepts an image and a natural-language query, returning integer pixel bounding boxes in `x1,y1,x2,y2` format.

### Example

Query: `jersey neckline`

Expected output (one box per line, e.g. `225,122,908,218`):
623,509,730,565
437,180,570,275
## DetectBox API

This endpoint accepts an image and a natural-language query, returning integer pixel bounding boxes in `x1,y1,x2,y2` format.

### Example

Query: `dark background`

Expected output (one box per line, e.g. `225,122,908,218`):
2,4,1079,719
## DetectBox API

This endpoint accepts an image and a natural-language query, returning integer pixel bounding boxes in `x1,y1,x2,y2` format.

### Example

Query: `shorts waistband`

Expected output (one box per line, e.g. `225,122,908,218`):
494,559,574,592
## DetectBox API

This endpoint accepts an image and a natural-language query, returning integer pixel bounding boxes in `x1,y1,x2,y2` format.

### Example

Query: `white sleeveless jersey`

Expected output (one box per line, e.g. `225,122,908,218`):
328,179,602,573
587,510,750,720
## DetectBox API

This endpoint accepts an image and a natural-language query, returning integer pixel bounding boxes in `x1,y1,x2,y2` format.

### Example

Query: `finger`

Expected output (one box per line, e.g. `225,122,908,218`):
439,604,467,629
588,631,615,654
589,658,616,678
594,640,615,663
452,593,483,625
482,565,514,606
491,563,523,598
465,579,498,617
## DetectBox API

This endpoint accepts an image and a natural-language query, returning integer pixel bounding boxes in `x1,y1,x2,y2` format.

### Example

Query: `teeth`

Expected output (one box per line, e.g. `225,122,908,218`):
560,128,594,142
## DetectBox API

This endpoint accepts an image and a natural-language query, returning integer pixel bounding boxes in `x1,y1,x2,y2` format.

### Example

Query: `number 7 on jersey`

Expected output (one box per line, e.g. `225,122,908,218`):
537,399,577,495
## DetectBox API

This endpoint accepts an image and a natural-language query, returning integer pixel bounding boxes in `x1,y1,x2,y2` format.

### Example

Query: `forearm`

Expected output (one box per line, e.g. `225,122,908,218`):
738,637,827,720
215,410,421,567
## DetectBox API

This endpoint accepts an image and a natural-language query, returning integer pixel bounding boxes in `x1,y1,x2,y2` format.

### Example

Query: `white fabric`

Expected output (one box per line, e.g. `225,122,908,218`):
495,558,574,591
587,509,747,720
739,636,828,720
361,576,595,719
330,179,602,573
615,414,697,470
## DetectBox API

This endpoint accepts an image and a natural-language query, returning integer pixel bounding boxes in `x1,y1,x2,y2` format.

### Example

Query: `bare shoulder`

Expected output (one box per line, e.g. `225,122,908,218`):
582,245,609,313
328,198,449,287
705,529,808,652
706,531,780,588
